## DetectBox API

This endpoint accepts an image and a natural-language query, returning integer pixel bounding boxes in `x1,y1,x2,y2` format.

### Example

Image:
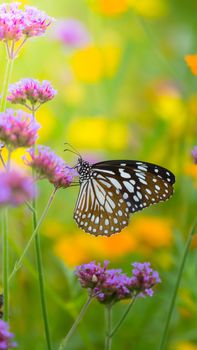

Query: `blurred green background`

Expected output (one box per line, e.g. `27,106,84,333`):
0,0,197,349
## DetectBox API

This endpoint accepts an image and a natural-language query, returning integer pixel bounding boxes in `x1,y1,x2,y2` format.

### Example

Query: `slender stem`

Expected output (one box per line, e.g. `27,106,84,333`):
110,296,137,338
12,37,27,58
105,305,113,350
2,210,8,321
159,218,197,350
0,57,14,112
1,50,14,323
32,191,52,350
58,296,92,350
6,149,11,172
9,187,57,281
0,152,6,169
25,201,36,215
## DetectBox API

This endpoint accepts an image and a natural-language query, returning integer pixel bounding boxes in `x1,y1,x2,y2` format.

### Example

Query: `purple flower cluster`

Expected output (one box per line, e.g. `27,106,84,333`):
130,262,161,297
55,19,90,48
75,261,161,305
0,2,53,42
0,320,16,349
0,169,34,207
23,145,76,188
7,79,57,109
192,146,197,164
0,109,40,149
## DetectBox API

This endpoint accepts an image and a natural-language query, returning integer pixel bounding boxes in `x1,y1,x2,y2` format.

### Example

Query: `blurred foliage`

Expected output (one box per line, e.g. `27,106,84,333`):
0,0,197,349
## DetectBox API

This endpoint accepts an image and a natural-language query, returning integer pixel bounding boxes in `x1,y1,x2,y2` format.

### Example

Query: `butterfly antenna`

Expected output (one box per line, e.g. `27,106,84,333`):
64,142,82,158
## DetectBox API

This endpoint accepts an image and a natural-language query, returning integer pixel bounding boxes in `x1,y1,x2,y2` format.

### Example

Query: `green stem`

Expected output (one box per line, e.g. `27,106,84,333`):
9,187,57,281
32,191,52,350
58,296,92,350
0,57,14,112
109,296,137,338
159,218,197,350
0,49,14,325
2,210,8,321
105,305,112,350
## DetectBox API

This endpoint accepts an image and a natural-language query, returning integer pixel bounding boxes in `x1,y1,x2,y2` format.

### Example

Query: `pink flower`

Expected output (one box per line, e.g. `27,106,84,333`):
0,3,53,58
7,79,57,109
0,3,24,42
75,261,161,305
22,6,54,38
23,145,76,188
55,19,90,48
0,109,40,149
0,170,35,207
129,262,161,298
192,146,197,164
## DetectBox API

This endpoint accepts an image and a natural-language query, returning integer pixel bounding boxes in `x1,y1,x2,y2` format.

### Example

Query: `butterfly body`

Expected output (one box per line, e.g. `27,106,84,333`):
74,158,175,236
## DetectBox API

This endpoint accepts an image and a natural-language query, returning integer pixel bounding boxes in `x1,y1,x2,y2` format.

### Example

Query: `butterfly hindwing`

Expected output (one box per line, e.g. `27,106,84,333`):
74,176,130,236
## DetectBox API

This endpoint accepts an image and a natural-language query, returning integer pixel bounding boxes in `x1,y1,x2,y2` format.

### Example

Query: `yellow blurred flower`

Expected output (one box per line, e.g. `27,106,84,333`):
42,220,67,239
70,45,121,83
66,116,128,150
152,81,187,135
71,46,104,83
131,216,173,249
63,83,85,105
1,147,27,169
154,250,173,270
128,0,167,18
185,163,197,187
67,116,107,149
54,230,137,267
90,0,129,16
173,342,197,350
178,289,197,319
185,54,197,75
36,106,56,142
102,45,121,78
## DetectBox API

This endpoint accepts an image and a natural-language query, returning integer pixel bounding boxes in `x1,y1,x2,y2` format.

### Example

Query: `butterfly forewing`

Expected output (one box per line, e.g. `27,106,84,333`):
93,161,175,214
74,159,175,236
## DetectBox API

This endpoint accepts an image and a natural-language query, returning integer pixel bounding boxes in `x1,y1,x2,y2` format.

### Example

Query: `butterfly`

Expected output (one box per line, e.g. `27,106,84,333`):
73,158,175,236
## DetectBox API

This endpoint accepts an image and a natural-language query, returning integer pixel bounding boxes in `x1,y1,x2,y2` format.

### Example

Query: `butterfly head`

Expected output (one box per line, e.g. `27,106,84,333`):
76,158,92,182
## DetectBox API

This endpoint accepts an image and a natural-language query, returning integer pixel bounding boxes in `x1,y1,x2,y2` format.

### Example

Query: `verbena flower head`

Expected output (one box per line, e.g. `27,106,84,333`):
0,320,17,349
55,19,90,48
95,269,132,304
0,109,40,149
22,6,53,38
7,79,57,109
129,262,161,297
0,3,53,42
75,261,108,289
0,169,35,207
75,261,161,305
23,145,76,188
191,146,197,164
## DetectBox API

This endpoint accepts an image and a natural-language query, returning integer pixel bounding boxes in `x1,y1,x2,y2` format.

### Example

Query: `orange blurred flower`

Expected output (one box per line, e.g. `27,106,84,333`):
131,216,173,249
90,0,129,16
53,215,172,267
185,54,197,75
54,230,137,267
